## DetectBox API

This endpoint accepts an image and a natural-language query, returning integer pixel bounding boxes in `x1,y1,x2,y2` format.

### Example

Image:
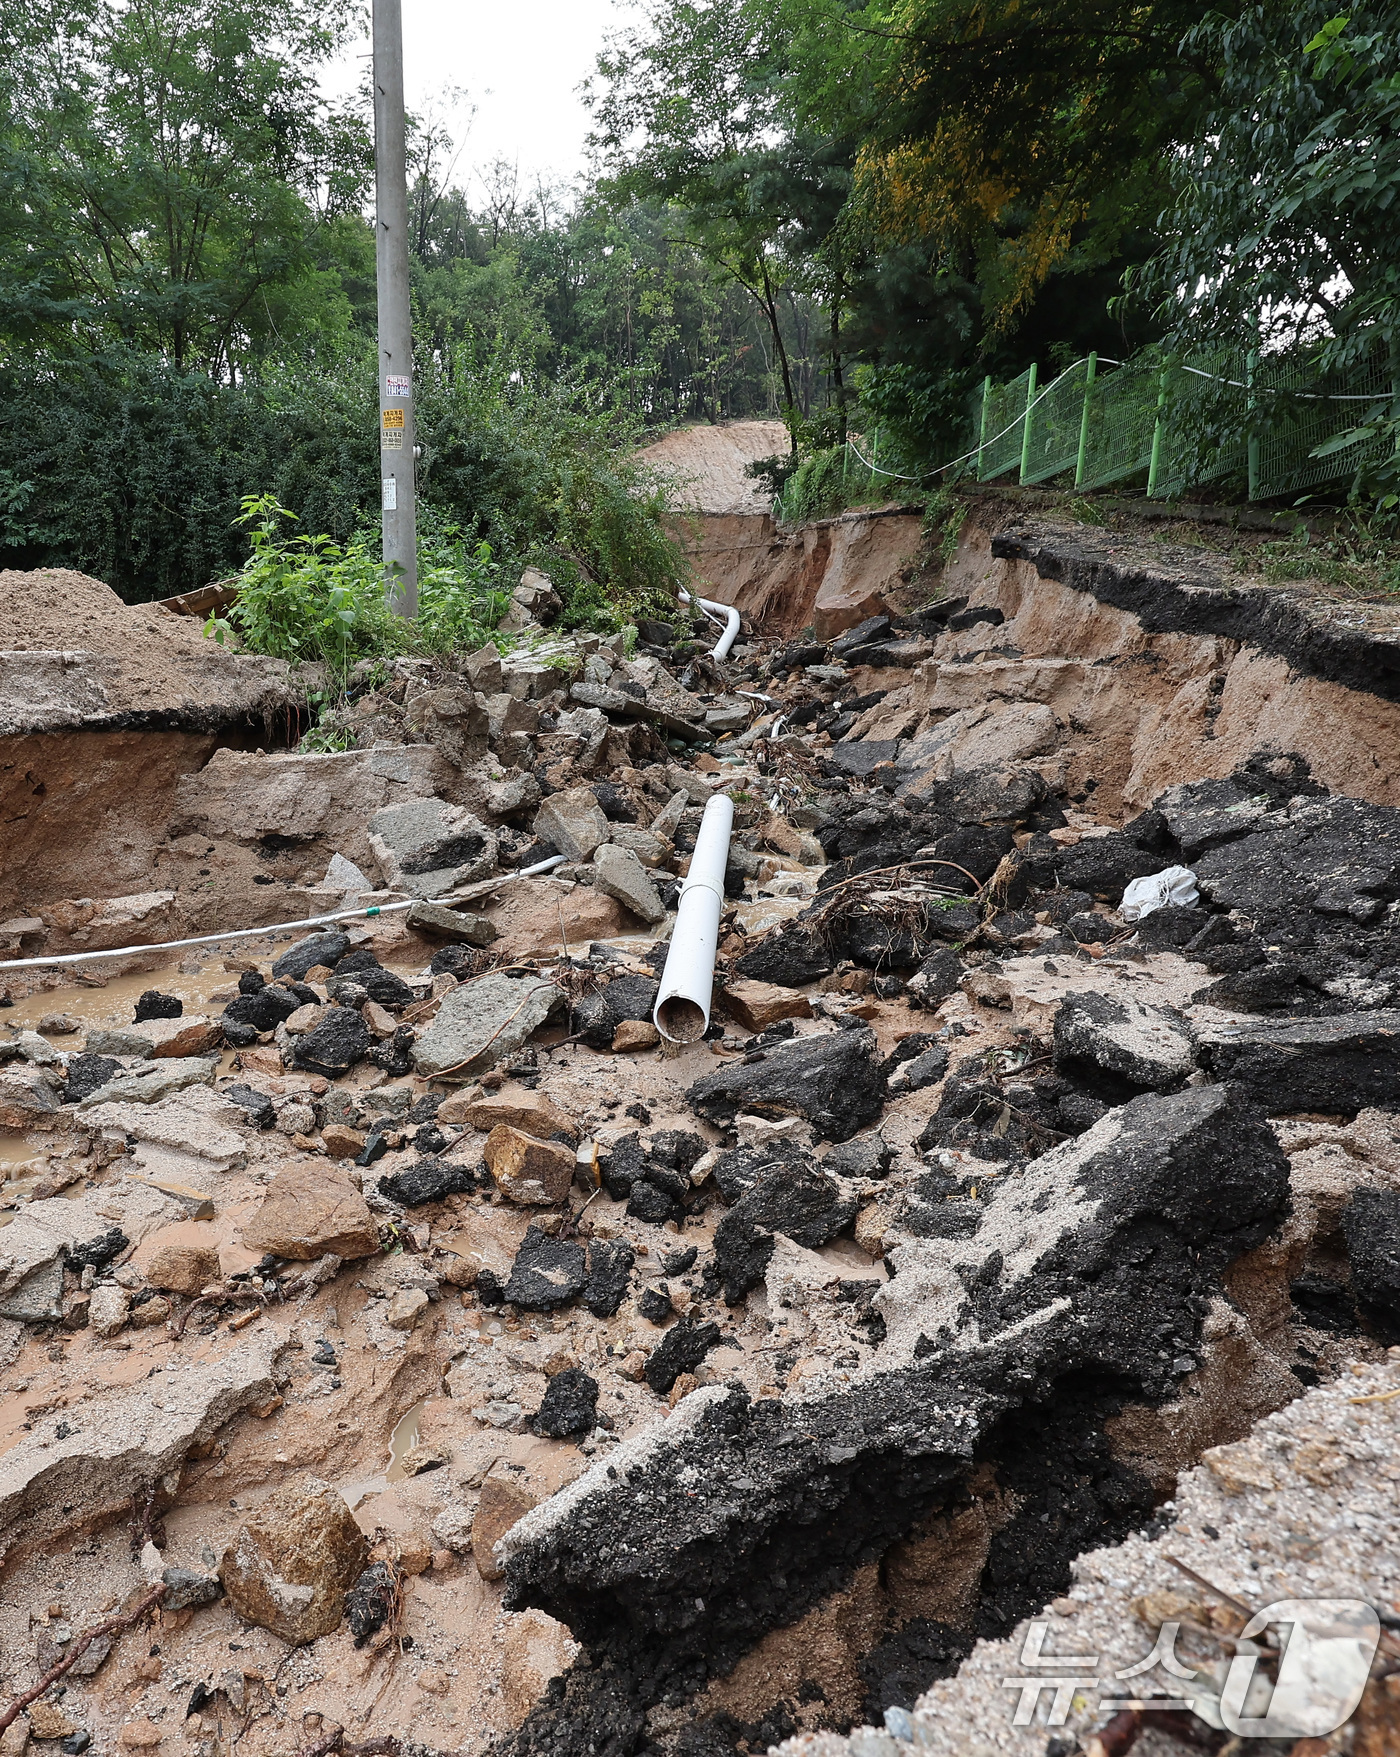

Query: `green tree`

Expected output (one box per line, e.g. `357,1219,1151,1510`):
1148,6,1400,444
0,0,372,374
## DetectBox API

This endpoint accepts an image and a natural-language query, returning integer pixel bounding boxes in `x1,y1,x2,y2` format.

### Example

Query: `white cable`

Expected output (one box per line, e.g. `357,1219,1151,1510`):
0,856,567,972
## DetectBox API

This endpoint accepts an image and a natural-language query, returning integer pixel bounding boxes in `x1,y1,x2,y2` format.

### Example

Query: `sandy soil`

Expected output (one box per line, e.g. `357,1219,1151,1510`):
0,568,293,717
634,422,791,516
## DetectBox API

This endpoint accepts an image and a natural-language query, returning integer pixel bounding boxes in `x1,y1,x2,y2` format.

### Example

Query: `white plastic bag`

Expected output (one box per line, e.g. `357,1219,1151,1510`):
1120,864,1199,921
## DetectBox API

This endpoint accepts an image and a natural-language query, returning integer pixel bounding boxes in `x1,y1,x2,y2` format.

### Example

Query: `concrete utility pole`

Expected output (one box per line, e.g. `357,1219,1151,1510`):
373,0,417,616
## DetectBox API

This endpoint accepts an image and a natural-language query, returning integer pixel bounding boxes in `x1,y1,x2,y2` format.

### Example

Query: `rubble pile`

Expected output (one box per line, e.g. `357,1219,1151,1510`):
1,569,1399,1756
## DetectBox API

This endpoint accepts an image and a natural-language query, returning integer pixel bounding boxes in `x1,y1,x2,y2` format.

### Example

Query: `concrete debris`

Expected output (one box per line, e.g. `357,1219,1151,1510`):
591,842,666,924
413,971,561,1079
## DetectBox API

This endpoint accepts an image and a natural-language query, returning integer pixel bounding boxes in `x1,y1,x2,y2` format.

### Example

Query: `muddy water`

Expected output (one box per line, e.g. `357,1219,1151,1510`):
385,1398,427,1483
2,964,235,1039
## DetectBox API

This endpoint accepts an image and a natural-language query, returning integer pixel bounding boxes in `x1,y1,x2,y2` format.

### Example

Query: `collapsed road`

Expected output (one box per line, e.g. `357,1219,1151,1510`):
1,510,1399,1756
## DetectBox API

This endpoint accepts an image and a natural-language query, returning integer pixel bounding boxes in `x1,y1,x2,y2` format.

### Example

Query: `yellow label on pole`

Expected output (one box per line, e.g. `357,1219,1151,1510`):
381,408,405,429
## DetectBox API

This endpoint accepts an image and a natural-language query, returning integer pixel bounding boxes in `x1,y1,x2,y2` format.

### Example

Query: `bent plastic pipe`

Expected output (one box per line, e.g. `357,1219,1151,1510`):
0,855,568,971
678,588,742,662
653,791,734,1043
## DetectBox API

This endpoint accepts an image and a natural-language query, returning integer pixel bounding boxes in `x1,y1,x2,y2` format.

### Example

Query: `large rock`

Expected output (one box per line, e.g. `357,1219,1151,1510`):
219,1478,369,1646
77,1057,217,1109
290,1007,372,1079
687,1025,886,1142
368,797,498,898
86,1016,223,1060
722,979,812,1032
1197,1011,1400,1114
454,1090,576,1139
592,843,665,924
474,1472,540,1581
533,788,610,861
412,972,560,1080
405,899,498,945
404,685,490,769
1053,991,1198,1096
483,1127,575,1206
241,1164,380,1260
897,702,1061,790
133,1222,221,1295
0,1065,64,1129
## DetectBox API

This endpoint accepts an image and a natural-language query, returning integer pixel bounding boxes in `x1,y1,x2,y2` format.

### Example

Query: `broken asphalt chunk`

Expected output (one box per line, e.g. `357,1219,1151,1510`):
687,1025,886,1142
533,1367,599,1437
503,1226,587,1311
712,1160,859,1304
378,1157,478,1206
1053,991,1198,1097
290,1006,372,1079
644,1318,721,1396
584,1238,635,1318
1197,1010,1400,1114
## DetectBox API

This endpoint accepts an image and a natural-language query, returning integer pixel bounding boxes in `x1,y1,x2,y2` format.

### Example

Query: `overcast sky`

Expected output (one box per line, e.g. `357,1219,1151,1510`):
328,0,643,196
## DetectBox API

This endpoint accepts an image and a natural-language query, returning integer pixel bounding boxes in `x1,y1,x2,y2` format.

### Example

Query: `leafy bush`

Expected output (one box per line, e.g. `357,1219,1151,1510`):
205,495,409,685
207,493,520,683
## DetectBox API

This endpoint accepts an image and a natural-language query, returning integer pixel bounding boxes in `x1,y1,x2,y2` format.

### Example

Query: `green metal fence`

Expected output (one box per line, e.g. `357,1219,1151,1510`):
772,344,1399,522
969,346,1399,503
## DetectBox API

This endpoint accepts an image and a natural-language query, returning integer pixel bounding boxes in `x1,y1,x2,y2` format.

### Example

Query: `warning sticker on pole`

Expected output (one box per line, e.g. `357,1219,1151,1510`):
381,408,405,428
385,375,411,397
382,477,397,510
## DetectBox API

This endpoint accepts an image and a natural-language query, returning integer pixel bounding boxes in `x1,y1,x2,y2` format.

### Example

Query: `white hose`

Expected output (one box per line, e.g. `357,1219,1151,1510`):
652,792,734,1043
679,589,741,662
0,855,568,972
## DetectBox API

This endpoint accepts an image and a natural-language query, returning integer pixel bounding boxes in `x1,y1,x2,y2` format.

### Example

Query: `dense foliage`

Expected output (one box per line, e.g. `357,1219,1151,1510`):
2,0,1397,609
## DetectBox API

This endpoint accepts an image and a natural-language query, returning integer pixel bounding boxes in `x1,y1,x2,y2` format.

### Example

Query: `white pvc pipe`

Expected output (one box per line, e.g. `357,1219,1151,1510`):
679,589,741,662
653,792,734,1043
0,855,568,972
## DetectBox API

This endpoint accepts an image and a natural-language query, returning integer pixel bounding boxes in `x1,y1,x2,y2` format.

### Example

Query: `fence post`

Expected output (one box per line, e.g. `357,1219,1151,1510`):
1074,354,1097,488
1018,363,1038,483
1146,367,1169,498
1246,348,1260,501
977,375,992,479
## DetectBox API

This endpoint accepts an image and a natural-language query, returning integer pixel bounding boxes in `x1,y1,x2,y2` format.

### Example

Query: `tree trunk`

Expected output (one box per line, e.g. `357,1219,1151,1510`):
829,293,847,446
757,260,798,453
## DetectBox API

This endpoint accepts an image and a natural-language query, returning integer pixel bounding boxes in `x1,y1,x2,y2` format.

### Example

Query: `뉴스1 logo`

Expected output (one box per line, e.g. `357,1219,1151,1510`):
1001,1598,1381,1738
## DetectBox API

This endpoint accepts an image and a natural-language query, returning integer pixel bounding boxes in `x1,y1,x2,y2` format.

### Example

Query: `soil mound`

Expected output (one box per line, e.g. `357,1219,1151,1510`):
634,421,789,515
0,567,294,722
